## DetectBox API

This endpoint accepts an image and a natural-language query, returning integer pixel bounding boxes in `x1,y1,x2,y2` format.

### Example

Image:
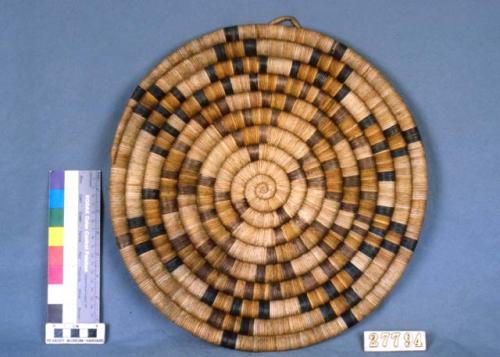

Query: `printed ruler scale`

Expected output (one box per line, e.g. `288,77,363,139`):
45,170,105,344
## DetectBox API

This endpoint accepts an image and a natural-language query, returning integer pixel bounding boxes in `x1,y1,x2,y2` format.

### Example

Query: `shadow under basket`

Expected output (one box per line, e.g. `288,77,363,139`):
109,16,428,351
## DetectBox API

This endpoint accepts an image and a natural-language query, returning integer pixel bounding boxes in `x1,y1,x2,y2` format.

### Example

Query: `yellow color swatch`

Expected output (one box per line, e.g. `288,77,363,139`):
48,227,64,246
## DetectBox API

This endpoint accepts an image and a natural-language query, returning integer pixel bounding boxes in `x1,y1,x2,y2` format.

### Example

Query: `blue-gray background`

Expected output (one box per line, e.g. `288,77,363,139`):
1,0,499,356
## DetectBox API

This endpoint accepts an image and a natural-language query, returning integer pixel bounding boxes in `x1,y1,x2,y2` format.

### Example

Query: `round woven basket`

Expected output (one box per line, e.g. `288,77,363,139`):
109,16,427,351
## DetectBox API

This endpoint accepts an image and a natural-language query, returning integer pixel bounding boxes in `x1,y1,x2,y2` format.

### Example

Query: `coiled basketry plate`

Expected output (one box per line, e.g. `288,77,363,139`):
109,16,428,351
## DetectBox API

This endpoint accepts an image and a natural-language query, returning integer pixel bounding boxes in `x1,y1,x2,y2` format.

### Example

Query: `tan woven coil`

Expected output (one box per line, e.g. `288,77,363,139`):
109,16,428,351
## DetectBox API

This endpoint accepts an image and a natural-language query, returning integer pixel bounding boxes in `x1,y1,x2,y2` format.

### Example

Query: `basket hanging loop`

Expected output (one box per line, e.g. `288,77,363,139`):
269,16,302,28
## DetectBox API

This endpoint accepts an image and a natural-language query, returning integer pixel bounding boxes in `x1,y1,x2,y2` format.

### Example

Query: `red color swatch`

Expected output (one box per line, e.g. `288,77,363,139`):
48,246,63,284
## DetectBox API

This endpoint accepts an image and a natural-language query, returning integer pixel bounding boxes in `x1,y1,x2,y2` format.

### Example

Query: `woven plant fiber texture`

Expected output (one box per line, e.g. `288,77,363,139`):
109,16,428,351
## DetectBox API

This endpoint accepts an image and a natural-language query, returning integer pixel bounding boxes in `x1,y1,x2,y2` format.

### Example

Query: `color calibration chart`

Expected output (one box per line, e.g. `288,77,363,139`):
45,170,105,344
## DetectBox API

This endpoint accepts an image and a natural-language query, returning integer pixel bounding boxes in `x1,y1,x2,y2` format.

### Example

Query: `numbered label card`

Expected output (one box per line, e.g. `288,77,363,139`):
364,331,426,352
